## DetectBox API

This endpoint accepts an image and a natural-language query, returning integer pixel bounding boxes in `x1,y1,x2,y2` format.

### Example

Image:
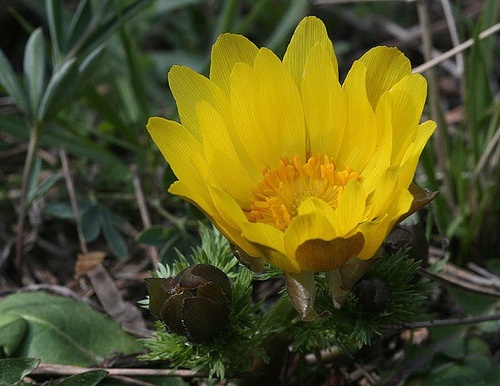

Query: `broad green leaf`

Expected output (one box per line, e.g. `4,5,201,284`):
0,313,28,356
38,58,78,122
136,226,173,247
0,292,142,366
0,358,39,385
82,205,101,242
23,28,46,118
0,49,29,115
56,370,107,386
99,208,128,259
43,201,75,219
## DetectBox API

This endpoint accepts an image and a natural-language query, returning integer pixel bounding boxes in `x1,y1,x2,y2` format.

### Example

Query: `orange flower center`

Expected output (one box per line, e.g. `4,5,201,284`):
244,154,362,230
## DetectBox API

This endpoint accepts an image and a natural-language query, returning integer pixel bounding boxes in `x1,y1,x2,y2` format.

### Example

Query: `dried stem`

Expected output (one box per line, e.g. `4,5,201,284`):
383,312,500,330
131,165,159,270
60,148,148,334
413,22,500,74
416,0,456,211
15,121,40,281
32,363,257,379
60,147,87,254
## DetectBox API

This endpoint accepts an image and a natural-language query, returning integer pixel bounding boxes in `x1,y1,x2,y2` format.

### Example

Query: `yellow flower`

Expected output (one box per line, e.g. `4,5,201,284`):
147,16,436,319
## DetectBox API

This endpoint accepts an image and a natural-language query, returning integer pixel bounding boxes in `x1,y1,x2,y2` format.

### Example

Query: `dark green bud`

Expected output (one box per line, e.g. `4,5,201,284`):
145,264,232,342
355,277,390,312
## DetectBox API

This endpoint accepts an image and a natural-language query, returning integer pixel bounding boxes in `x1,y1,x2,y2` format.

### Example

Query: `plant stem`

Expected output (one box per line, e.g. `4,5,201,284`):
416,0,456,211
245,297,297,386
15,120,40,281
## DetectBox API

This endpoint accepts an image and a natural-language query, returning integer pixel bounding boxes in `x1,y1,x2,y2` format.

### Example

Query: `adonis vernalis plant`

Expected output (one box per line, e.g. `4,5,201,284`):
147,16,436,320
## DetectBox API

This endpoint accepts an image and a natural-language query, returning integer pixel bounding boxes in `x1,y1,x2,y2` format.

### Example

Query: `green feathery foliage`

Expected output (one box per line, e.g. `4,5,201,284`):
289,248,435,353
140,225,435,379
140,225,267,379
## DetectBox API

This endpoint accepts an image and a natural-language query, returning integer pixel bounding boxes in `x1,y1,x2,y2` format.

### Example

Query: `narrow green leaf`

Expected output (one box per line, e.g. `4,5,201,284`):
27,173,62,205
26,157,42,204
46,0,66,58
0,358,40,385
264,0,308,51
56,370,107,386
0,49,29,115
66,0,93,50
77,45,107,88
76,0,151,56
0,114,129,176
38,58,78,121
83,86,139,146
23,28,46,118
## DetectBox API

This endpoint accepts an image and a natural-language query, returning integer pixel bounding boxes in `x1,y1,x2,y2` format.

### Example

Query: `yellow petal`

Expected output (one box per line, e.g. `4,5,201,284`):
367,165,402,218
392,121,436,203
301,43,346,157
389,74,428,165
147,117,206,182
230,62,280,169
168,65,229,135
358,46,411,109
331,180,366,235
196,101,259,204
360,91,393,193
240,222,300,272
285,197,338,254
230,49,305,169
253,48,306,158
295,233,365,272
207,184,261,257
357,188,412,259
283,16,337,89
283,196,364,272
338,61,377,172
210,33,259,96
169,180,229,238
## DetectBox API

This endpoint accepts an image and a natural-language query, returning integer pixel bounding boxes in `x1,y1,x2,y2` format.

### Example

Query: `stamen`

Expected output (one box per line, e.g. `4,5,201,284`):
243,154,362,230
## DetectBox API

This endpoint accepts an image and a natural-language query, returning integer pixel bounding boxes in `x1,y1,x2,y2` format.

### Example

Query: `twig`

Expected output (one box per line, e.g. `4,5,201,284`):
15,121,41,281
416,0,456,212
472,125,500,182
59,148,148,335
131,165,159,270
60,147,87,254
439,0,465,97
0,284,102,310
418,267,500,297
382,312,500,330
413,22,500,74
31,363,258,379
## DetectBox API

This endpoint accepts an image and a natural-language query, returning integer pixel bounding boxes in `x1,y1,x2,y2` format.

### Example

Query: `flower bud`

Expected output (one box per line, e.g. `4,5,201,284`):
355,277,390,312
145,264,232,342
